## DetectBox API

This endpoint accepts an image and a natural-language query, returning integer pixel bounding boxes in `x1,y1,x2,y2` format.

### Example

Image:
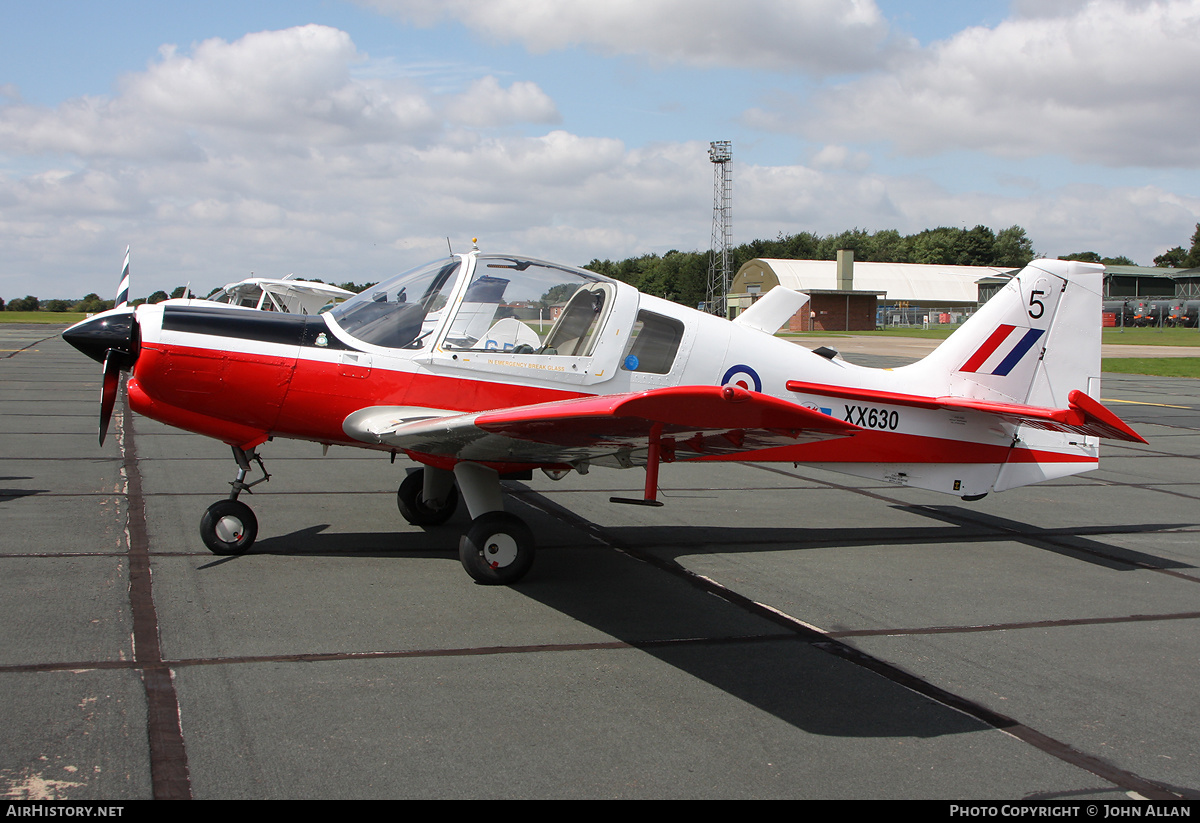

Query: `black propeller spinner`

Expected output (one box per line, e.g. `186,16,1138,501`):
62,307,140,445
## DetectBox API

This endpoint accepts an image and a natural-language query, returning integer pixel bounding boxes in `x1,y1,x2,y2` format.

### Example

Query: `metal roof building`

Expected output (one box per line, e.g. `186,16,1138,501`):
730,258,1015,309
727,258,1200,322
1102,265,1199,298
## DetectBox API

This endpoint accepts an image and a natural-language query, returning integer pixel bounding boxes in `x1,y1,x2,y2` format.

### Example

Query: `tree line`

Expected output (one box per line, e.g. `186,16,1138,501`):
582,223,1200,307
582,225,1038,308
6,223,1199,312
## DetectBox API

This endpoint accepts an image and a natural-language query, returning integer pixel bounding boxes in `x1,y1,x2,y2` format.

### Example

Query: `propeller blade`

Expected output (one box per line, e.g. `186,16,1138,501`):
115,247,130,308
99,350,121,446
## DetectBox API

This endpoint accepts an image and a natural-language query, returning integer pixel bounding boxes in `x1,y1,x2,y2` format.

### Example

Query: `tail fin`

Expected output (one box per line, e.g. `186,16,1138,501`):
787,259,1141,496
904,258,1116,492
902,258,1104,408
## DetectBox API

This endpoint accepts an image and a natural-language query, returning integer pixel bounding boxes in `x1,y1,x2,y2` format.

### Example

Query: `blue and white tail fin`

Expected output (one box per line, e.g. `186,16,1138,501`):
901,258,1105,409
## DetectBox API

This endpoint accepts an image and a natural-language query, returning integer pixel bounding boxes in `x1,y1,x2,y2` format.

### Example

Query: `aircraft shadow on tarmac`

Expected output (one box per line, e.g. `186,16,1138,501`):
210,522,988,740
0,477,47,502
573,505,1194,573
195,492,1190,743
897,505,1195,572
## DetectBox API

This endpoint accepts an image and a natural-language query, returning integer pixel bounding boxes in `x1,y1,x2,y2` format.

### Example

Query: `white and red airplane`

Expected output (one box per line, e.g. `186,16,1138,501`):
63,248,1144,584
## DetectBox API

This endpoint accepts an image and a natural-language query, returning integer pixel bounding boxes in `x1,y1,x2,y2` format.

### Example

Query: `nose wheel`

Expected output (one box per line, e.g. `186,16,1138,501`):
200,499,258,555
199,446,268,556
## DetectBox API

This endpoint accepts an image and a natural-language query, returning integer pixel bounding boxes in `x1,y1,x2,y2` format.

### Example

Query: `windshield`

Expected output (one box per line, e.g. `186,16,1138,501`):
328,258,461,348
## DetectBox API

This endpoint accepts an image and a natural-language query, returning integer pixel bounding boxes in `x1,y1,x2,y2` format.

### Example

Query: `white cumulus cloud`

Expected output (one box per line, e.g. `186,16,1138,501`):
445,76,560,127
801,0,1200,167
360,0,902,73
0,25,589,297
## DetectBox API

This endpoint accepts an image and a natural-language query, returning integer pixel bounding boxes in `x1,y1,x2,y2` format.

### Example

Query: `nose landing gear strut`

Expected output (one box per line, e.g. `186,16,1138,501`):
199,446,270,555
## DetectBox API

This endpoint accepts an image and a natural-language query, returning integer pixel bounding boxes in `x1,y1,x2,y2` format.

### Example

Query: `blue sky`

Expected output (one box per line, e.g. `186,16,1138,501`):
3,0,1199,299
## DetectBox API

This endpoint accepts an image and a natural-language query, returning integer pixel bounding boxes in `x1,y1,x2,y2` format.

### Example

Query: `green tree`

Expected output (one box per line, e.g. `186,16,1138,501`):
1188,223,1200,268
583,258,616,280
1154,223,1200,268
335,281,376,293
992,225,1035,267
76,293,112,313
958,225,997,265
1063,252,1134,266
147,290,169,304
864,228,909,263
817,228,872,260
7,295,39,311
1154,247,1186,267
908,227,960,265
656,250,707,307
769,231,821,261
539,282,579,308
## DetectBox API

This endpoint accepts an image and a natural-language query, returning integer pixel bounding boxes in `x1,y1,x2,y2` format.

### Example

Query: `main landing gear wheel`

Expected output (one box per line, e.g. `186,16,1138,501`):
200,499,258,556
459,512,535,585
396,469,459,526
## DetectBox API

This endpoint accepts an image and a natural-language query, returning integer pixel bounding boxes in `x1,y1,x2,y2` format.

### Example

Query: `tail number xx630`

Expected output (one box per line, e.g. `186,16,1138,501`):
844,405,900,430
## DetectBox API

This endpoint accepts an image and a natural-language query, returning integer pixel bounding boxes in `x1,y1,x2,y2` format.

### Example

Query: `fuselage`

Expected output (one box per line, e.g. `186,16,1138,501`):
79,251,1104,499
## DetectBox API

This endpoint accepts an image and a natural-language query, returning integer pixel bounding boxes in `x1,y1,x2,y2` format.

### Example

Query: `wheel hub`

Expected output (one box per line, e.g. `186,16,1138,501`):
215,515,245,543
484,534,519,568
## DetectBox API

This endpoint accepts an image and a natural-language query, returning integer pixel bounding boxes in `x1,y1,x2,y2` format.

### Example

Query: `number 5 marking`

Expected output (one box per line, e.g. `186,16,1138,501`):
1028,289,1046,319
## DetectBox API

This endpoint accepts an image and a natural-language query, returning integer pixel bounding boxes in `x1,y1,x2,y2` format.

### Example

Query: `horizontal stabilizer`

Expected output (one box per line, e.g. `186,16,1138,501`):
786,380,1146,443
731,286,810,334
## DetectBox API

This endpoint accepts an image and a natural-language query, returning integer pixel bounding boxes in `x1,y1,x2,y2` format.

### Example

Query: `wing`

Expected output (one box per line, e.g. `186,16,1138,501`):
343,385,860,469
785,381,1147,443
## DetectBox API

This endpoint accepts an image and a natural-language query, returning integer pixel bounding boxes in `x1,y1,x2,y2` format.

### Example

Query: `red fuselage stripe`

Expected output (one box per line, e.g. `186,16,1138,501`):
132,341,1097,466
134,341,588,446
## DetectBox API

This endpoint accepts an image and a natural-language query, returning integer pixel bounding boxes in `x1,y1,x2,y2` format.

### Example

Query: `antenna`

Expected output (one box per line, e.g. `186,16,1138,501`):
706,141,732,316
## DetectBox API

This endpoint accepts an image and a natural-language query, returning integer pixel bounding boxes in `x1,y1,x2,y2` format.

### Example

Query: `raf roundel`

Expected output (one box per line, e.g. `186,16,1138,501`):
721,364,762,393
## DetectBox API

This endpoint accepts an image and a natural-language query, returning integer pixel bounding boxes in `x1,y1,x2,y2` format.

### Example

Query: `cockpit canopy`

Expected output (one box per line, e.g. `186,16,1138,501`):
327,254,616,354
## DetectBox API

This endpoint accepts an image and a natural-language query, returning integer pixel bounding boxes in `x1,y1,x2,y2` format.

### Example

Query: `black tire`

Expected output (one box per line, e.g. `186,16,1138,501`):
397,469,458,526
199,499,258,555
459,512,535,585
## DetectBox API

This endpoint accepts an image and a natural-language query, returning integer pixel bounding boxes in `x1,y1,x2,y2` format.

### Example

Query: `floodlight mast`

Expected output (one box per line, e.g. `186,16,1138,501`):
707,141,733,316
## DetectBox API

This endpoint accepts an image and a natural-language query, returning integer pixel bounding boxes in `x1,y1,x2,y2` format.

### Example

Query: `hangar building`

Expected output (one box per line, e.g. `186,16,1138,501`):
1102,264,1200,298
728,253,1015,331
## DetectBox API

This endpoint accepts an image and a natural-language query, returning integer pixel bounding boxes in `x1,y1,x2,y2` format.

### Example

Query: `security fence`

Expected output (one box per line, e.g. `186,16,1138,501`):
879,305,978,328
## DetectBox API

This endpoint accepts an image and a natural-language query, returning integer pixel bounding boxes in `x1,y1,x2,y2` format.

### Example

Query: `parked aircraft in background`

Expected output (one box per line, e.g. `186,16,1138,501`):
206,275,355,315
